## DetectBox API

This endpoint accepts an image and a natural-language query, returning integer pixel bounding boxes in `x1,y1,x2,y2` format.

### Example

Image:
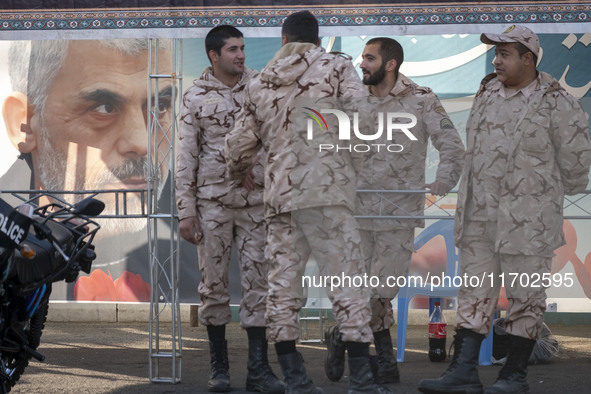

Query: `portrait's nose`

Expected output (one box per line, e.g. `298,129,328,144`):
117,107,148,160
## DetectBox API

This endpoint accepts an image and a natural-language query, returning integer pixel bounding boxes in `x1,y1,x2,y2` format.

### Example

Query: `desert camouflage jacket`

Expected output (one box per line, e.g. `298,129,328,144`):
175,67,263,220
225,43,369,217
356,74,465,230
454,71,591,256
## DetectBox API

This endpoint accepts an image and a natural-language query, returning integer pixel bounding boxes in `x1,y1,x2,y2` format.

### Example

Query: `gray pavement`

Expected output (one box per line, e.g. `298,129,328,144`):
10,321,591,393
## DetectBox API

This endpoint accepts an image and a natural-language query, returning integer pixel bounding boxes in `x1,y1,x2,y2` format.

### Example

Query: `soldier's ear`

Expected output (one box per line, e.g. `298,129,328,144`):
208,49,219,65
2,92,37,153
523,52,535,67
385,59,397,73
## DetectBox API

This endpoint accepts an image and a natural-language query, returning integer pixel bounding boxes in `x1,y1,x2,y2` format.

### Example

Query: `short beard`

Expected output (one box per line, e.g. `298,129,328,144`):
362,63,387,86
35,123,166,237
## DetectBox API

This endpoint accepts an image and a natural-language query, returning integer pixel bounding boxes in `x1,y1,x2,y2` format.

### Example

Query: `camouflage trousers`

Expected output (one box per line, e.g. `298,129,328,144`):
360,228,414,333
265,206,373,344
196,199,268,328
456,220,551,340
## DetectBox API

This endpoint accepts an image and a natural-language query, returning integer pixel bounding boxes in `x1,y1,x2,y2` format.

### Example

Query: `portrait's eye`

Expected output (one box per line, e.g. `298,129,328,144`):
159,101,170,113
94,103,116,114
154,98,172,115
149,86,175,119
153,97,171,115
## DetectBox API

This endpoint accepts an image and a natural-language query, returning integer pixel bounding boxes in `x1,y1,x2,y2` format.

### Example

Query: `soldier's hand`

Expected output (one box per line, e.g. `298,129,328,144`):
241,152,261,191
424,181,452,196
179,216,202,245
241,169,256,191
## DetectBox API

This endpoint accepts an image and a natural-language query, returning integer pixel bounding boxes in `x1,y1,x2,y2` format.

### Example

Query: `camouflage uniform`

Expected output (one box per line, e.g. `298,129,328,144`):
225,43,373,343
176,67,268,328
356,75,465,332
454,71,591,339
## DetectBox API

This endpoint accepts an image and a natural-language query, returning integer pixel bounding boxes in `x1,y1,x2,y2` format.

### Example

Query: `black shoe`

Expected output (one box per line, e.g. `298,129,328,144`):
278,352,323,394
324,325,346,382
418,329,485,394
371,329,400,384
484,335,536,394
246,337,285,393
348,355,392,394
208,339,231,392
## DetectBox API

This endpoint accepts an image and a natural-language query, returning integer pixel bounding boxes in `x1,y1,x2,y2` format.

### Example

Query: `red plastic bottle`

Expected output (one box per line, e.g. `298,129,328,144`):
428,302,447,362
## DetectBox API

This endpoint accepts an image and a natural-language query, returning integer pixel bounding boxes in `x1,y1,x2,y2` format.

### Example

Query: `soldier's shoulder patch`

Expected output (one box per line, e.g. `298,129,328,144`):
328,51,353,61
434,105,447,114
440,118,455,129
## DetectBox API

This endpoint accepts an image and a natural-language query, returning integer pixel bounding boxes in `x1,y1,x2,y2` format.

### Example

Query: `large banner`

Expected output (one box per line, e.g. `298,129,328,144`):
1,32,590,311
0,3,590,311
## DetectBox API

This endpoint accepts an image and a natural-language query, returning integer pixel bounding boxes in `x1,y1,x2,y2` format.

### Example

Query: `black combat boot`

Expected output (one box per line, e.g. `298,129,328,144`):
278,352,324,394
324,325,346,382
370,329,400,384
348,355,392,394
246,336,285,393
418,328,485,394
208,339,231,392
484,334,536,394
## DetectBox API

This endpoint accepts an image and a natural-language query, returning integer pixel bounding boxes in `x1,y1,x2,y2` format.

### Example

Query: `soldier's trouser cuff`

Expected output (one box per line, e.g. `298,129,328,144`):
369,297,396,333
266,296,302,343
199,303,233,327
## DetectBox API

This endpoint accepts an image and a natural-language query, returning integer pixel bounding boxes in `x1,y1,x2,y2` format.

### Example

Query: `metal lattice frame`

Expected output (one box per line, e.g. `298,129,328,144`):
147,38,183,384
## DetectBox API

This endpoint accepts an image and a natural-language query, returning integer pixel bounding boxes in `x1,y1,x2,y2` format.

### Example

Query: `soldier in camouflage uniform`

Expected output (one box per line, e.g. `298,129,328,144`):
225,11,391,394
324,37,465,386
175,26,283,394
419,25,591,394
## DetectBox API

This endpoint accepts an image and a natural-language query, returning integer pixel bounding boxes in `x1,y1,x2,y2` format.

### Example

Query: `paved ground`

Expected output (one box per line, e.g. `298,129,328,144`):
10,321,591,393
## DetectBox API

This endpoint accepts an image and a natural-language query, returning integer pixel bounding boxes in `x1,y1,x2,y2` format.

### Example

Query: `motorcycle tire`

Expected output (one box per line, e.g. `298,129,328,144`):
0,299,49,393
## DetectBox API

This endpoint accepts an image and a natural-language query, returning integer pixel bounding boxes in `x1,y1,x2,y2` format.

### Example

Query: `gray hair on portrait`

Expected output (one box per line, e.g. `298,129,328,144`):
8,39,172,118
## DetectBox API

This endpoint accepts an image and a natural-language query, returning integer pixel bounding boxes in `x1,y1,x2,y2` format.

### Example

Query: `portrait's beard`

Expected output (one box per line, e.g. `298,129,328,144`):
36,124,167,237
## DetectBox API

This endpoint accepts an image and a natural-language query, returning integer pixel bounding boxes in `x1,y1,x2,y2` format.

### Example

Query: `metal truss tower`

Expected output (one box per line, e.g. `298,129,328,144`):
147,38,183,384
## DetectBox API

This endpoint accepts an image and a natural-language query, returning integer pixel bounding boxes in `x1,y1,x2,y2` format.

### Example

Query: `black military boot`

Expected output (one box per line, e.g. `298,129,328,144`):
324,325,346,382
246,336,285,393
208,339,231,392
370,329,400,384
418,328,485,394
484,334,536,394
278,352,324,394
348,355,392,394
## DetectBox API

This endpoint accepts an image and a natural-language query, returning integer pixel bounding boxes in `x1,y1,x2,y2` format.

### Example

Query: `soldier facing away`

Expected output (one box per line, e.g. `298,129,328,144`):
225,10,391,394
419,25,591,394
175,25,283,393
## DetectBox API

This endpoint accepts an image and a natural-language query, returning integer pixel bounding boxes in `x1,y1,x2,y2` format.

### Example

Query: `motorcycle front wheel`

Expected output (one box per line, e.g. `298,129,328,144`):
0,294,49,393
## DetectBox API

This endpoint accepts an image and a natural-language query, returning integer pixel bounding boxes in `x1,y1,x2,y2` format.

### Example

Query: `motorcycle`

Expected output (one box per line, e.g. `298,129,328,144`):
0,194,104,393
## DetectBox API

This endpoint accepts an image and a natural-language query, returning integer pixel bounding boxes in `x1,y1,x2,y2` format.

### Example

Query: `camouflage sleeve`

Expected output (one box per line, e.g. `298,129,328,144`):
424,94,466,188
336,58,370,174
550,93,591,195
225,85,262,180
175,91,200,220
